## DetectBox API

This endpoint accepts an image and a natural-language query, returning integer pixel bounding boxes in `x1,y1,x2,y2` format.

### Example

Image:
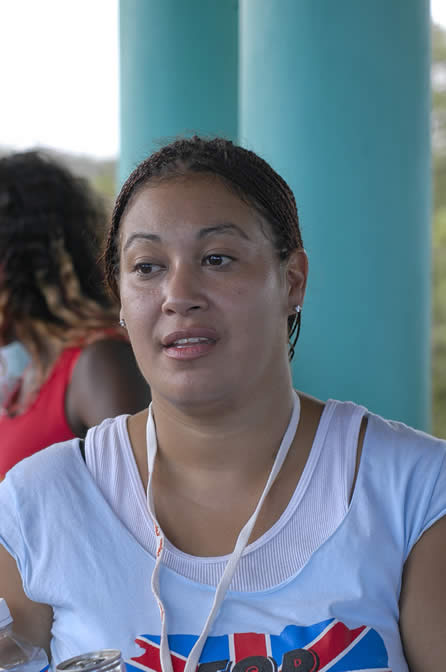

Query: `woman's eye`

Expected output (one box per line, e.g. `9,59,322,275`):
134,262,163,275
203,254,233,267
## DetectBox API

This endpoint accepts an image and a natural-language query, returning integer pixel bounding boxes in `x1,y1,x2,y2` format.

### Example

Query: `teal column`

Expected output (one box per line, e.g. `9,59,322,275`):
240,0,431,429
119,0,238,185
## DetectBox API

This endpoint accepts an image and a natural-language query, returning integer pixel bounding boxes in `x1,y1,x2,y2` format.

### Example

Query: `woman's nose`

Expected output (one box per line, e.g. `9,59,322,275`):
161,263,208,316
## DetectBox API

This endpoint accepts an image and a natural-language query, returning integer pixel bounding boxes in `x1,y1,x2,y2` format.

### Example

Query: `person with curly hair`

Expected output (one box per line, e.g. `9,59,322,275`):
0,151,150,476
0,138,445,672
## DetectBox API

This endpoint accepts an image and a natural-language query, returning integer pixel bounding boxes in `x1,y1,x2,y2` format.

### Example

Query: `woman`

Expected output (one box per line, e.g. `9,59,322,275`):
0,151,149,476
0,137,445,672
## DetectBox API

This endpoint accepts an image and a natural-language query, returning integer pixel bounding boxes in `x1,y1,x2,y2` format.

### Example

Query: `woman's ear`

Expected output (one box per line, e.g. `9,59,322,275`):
285,249,308,315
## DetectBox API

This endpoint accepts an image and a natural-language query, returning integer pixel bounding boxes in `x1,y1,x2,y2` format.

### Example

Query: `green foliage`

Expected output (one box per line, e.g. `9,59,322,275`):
433,23,446,438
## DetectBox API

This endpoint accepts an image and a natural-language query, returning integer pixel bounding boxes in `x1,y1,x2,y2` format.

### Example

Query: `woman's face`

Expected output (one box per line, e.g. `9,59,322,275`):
118,174,306,410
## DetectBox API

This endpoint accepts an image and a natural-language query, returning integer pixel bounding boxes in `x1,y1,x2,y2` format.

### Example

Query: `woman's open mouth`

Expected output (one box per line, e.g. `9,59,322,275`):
162,330,218,360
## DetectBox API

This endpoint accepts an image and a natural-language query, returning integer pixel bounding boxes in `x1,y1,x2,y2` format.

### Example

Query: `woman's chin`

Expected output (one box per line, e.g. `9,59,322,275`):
153,381,241,414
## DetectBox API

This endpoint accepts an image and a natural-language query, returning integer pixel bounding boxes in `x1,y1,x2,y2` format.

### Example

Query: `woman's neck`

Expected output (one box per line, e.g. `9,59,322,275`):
156,388,294,470
125,381,299,508
126,387,326,556
127,389,325,557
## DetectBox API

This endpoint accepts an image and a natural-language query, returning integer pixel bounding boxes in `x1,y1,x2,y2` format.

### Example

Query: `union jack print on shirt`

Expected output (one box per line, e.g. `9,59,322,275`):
126,619,390,672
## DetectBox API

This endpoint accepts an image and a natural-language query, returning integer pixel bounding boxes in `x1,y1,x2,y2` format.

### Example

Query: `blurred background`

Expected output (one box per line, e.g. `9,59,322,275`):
0,0,444,435
432,13,446,438
0,0,118,204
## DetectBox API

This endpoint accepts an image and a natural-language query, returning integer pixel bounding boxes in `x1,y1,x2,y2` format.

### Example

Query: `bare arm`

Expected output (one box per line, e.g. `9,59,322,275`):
0,544,53,658
66,339,151,436
399,514,446,670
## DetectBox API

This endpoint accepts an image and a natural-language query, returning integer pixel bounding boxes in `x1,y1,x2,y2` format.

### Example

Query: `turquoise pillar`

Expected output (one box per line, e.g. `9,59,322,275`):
119,0,238,185
240,0,431,429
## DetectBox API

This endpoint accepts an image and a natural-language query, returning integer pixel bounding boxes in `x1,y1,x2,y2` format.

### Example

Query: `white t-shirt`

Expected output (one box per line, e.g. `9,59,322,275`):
0,401,445,671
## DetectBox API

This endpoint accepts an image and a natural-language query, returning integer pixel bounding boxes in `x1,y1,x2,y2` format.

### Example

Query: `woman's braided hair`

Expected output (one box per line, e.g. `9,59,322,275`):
0,151,122,411
104,136,304,359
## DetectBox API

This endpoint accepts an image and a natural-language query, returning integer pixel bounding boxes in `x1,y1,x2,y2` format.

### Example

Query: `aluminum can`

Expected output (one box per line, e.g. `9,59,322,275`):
56,650,125,672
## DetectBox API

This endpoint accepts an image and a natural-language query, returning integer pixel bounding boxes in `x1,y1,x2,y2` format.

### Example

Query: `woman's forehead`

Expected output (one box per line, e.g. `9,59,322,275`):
119,174,272,241
125,173,246,212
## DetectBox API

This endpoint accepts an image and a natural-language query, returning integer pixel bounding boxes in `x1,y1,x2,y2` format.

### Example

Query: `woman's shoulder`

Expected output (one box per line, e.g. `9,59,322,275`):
318,399,446,510
0,437,83,499
364,409,446,461
6,436,81,474
0,416,128,529
0,437,86,551
85,412,131,451
352,409,446,551
320,395,446,457
1,414,128,498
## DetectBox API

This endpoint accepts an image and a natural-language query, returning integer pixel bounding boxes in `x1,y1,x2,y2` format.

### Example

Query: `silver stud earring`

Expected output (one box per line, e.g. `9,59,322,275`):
294,305,302,314
119,318,126,328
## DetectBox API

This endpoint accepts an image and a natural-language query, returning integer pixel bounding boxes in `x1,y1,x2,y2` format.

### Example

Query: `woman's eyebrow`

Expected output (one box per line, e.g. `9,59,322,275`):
123,232,161,251
197,223,251,240
124,223,251,251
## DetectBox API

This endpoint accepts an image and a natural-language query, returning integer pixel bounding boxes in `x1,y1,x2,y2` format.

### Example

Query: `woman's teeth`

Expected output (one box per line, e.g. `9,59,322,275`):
171,337,213,347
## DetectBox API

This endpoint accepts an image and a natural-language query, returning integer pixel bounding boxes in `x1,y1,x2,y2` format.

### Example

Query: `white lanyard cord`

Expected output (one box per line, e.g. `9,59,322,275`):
146,393,301,672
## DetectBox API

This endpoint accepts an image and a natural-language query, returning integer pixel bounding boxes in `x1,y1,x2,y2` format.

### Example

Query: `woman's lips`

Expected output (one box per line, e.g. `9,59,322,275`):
163,338,216,360
162,329,218,360
162,328,218,347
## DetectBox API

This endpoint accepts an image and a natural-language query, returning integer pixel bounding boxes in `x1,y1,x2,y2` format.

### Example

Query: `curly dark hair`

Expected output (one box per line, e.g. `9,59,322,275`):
0,151,121,407
104,136,304,359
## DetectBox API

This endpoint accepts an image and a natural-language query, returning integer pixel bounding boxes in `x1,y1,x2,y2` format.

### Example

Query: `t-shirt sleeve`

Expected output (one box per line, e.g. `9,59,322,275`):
364,413,446,561
0,439,81,599
404,436,446,556
412,448,446,545
0,469,28,580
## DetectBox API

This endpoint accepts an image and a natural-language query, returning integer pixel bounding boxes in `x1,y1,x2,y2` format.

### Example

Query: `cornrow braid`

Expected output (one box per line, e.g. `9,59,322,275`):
104,136,303,359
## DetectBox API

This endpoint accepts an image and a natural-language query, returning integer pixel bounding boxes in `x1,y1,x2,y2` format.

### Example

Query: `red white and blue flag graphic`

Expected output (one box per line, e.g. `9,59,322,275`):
126,619,390,672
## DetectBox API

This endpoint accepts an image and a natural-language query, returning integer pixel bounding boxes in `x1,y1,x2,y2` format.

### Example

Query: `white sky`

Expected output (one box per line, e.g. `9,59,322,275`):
432,0,446,28
0,0,119,158
0,0,445,160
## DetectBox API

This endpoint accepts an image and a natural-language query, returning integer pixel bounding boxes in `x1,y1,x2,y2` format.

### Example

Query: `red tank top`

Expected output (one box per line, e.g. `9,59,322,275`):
0,346,83,477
